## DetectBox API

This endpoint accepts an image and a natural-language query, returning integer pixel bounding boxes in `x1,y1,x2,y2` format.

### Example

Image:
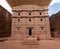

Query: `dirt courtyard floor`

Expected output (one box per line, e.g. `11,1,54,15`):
0,39,60,49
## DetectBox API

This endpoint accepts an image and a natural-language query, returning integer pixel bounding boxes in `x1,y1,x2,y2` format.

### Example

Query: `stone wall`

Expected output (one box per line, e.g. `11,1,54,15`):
11,5,51,40
0,5,11,37
50,11,60,38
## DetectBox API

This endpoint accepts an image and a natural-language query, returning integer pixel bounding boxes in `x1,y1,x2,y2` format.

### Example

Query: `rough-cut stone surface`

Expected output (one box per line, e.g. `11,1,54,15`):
50,11,60,38
0,5,11,37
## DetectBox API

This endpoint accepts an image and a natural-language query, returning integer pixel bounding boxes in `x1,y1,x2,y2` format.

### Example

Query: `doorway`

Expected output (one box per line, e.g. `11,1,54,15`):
51,28,55,38
28,28,32,36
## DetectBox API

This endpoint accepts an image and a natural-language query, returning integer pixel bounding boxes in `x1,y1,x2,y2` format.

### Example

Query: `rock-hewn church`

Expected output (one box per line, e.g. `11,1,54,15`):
7,0,51,44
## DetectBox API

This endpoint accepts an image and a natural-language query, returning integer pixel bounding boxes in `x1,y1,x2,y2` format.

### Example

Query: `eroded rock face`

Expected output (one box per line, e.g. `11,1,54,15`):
50,11,60,38
0,6,11,38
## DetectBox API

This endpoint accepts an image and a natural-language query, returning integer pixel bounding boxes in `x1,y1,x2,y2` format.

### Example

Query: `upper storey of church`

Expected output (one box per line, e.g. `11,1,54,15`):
12,5,49,17
6,0,51,7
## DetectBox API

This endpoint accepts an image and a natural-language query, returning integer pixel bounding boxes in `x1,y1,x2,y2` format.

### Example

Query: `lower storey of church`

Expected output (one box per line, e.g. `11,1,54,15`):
11,24,51,41
11,25,51,45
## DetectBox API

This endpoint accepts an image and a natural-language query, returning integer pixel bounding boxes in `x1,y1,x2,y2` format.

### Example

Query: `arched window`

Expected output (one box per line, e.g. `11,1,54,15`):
18,13,20,15
18,19,20,22
29,13,31,15
29,19,31,22
40,12,42,15
41,18,43,21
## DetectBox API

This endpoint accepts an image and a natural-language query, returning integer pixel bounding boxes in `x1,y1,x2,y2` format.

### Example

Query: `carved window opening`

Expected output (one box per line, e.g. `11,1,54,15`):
18,19,20,22
18,13,20,15
29,13,31,15
40,12,42,15
41,18,43,21
29,19,31,22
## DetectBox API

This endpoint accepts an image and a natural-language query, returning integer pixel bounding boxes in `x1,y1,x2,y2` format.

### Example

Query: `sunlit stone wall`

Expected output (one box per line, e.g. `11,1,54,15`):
11,5,51,40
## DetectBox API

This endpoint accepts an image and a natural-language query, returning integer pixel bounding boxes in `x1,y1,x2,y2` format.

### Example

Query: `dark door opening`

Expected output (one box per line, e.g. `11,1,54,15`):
51,28,55,38
51,32,55,38
29,28,32,36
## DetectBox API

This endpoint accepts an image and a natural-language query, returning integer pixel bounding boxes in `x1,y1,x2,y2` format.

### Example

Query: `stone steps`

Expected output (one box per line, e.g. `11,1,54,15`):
22,41,39,45
22,37,39,45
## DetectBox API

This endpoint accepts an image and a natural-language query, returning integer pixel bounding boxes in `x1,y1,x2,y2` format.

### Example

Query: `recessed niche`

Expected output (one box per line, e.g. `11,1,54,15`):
40,12,42,15
41,18,43,21
18,19,20,22
29,13,31,15
18,13,20,15
29,19,31,22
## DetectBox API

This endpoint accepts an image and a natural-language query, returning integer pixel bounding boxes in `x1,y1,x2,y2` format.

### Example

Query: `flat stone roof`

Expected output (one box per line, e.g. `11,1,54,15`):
6,0,51,7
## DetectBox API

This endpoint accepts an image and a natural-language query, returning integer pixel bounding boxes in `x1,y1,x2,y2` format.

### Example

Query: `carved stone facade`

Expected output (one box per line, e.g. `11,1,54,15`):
11,5,51,41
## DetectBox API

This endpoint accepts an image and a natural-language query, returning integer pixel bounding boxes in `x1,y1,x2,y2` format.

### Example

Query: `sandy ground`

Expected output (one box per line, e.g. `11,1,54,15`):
0,39,60,49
